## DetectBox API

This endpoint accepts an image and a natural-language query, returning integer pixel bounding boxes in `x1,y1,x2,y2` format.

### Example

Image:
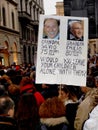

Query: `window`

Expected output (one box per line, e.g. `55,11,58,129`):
20,0,23,11
27,28,30,40
33,5,36,20
25,0,28,12
22,26,27,40
12,12,15,29
31,30,34,41
2,7,6,26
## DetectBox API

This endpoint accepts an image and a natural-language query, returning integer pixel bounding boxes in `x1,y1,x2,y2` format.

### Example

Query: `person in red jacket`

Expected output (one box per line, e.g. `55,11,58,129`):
19,76,45,107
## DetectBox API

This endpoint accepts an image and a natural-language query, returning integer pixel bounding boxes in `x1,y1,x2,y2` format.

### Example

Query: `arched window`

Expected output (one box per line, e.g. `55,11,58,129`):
2,7,6,26
12,12,15,29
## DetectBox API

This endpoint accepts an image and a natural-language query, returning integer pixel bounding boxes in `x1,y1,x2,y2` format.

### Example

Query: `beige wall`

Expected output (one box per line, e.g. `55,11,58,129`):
89,39,98,56
0,0,19,31
0,0,21,66
55,2,64,16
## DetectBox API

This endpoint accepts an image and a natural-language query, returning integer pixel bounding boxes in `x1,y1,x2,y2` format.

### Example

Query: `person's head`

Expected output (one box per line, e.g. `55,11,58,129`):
86,75,95,88
8,84,20,96
16,93,39,130
58,85,70,103
0,75,12,89
0,95,15,117
0,85,8,96
58,85,79,102
19,76,36,95
44,18,60,39
16,93,38,119
20,76,33,87
39,97,65,118
69,21,83,40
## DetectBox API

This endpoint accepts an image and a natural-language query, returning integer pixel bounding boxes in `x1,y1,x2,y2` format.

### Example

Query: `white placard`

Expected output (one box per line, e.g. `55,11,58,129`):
36,15,88,86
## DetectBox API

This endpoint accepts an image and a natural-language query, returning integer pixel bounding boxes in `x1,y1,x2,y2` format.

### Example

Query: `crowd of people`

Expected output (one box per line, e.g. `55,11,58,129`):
0,52,98,130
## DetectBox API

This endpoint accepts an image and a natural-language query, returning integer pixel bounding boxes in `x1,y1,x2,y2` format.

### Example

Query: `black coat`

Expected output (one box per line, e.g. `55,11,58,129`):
0,115,18,130
66,102,79,130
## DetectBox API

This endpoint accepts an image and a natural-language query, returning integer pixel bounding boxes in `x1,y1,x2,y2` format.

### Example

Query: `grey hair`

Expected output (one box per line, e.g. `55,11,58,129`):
69,20,82,29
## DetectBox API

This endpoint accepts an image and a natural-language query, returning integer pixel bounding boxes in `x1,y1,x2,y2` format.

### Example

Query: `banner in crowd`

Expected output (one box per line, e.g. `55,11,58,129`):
36,15,88,86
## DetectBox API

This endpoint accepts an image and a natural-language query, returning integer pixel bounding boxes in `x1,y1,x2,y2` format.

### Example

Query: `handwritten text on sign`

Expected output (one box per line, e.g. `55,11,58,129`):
40,40,86,77
36,15,88,86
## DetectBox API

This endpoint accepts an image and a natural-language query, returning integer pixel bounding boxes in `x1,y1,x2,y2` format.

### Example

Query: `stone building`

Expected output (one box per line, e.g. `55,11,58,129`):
0,0,21,66
0,0,44,66
55,2,64,16
17,0,44,65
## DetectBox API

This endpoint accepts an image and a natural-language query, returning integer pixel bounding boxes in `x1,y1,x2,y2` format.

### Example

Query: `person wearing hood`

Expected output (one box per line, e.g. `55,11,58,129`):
39,96,69,130
19,76,45,108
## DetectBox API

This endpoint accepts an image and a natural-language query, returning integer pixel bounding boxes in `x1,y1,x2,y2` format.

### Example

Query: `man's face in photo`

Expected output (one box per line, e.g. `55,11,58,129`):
44,19,59,39
71,22,83,39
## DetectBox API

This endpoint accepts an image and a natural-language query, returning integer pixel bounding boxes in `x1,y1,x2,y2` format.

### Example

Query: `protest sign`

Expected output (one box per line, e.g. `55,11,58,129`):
36,15,88,86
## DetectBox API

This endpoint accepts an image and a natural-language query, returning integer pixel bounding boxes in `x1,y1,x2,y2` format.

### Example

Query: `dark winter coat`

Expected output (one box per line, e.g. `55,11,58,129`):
0,115,18,130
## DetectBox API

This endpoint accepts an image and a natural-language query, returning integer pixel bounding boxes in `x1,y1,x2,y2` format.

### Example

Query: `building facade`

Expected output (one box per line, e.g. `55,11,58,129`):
63,0,98,55
0,0,21,66
17,0,44,65
0,0,44,67
55,2,64,16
